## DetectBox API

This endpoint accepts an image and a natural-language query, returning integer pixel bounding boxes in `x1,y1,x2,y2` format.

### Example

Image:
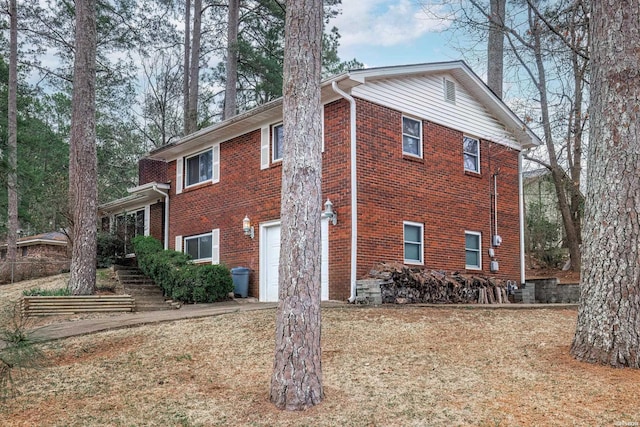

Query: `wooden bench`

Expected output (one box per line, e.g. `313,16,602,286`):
21,295,135,316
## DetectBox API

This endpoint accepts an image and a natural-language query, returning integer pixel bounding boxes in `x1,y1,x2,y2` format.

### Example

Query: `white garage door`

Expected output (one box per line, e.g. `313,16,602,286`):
260,220,329,302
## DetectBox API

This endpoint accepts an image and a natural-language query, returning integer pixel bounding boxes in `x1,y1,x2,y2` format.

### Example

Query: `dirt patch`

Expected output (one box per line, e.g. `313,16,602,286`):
526,265,581,283
1,306,639,426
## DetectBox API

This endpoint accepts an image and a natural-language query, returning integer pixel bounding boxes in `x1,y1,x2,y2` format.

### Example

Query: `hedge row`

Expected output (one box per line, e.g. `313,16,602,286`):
132,236,233,303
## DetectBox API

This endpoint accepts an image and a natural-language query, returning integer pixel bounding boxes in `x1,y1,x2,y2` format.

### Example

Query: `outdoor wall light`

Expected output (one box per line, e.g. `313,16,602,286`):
243,215,254,239
322,198,338,225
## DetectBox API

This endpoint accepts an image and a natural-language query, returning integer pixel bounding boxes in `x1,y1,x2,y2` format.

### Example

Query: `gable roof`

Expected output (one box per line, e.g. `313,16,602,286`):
147,61,540,161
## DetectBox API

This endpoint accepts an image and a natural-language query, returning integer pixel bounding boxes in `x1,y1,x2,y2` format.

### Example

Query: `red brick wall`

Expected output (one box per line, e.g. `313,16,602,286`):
139,158,168,185
354,99,521,283
161,97,521,300
166,99,354,299
149,203,164,243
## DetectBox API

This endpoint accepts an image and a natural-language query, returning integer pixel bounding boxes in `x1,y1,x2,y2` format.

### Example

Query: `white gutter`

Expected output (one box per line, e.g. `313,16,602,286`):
152,184,170,250
331,81,358,302
518,150,527,284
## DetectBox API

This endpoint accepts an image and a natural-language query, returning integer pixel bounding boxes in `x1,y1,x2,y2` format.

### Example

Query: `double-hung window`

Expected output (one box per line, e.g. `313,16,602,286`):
403,222,424,264
463,136,480,173
185,232,213,262
465,231,482,270
272,123,284,162
185,149,213,187
402,116,422,157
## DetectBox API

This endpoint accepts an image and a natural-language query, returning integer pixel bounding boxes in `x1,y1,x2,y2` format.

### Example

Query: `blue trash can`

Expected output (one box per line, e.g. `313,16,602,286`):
231,267,250,298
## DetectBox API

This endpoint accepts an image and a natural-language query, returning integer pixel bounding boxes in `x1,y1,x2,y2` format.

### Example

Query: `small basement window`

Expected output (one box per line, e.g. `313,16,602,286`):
465,231,482,270
404,221,424,264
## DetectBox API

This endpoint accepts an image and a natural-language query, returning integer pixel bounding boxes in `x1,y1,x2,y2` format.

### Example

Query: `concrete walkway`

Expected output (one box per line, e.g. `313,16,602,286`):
27,300,278,344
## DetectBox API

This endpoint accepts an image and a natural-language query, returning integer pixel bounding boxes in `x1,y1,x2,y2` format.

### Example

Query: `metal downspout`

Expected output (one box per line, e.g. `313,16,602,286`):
518,150,527,284
152,185,170,250
331,81,358,302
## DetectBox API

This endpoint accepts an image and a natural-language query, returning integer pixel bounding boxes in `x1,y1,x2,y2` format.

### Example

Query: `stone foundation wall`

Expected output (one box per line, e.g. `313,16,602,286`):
514,278,580,303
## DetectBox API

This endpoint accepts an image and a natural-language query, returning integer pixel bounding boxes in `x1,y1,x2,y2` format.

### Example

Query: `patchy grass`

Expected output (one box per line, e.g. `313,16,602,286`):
1,270,123,329
0,304,638,426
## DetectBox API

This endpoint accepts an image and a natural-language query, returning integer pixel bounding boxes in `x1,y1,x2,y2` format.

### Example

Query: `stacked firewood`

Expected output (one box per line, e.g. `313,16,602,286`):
368,262,509,304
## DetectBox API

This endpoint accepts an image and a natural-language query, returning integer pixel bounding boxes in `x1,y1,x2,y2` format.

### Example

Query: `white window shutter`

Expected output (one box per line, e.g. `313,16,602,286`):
260,126,270,169
321,106,325,153
144,205,151,236
212,144,220,183
211,229,220,265
176,157,184,194
175,235,182,252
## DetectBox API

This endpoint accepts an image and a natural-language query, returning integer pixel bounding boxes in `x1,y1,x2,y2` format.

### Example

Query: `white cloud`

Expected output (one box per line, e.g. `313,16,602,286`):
332,0,452,48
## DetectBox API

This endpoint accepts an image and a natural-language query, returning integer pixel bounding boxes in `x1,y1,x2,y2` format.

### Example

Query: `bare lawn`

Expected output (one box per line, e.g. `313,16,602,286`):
1,277,639,426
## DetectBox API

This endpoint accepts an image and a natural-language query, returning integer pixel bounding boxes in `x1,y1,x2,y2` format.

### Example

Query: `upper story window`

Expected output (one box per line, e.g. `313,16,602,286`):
185,232,213,262
465,231,482,270
402,116,422,157
185,149,213,187
444,78,456,103
463,136,480,173
175,144,219,194
403,221,424,265
272,123,284,162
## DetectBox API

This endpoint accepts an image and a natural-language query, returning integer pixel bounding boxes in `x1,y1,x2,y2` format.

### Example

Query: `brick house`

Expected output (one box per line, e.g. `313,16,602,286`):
100,61,540,302
0,231,70,283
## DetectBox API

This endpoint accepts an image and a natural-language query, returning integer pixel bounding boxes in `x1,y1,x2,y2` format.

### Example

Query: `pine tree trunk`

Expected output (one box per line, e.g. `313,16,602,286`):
270,0,324,410
570,0,640,368
183,0,191,134
223,0,240,120
68,0,97,295
7,0,18,270
186,0,202,134
487,0,505,98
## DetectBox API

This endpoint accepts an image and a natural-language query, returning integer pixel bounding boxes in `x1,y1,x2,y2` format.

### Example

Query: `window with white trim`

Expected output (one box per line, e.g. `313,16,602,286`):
403,222,424,264
402,116,422,157
463,136,480,173
185,149,213,187
184,232,213,261
465,231,482,270
272,123,284,162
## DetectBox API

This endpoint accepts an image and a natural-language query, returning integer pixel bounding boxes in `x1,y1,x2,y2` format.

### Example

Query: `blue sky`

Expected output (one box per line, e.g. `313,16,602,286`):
332,0,461,68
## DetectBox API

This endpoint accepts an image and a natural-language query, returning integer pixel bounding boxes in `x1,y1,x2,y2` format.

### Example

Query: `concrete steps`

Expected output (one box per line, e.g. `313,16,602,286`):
115,266,179,311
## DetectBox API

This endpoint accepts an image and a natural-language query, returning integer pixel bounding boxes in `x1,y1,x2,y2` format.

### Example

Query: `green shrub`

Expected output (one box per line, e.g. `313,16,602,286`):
96,231,125,268
171,264,234,303
131,235,164,268
22,287,70,297
132,236,233,303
